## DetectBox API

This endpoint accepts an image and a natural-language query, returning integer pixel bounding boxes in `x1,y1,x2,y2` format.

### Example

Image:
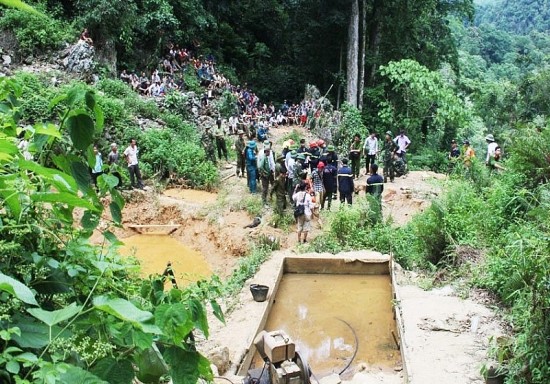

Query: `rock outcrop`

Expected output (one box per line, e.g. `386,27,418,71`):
61,41,95,74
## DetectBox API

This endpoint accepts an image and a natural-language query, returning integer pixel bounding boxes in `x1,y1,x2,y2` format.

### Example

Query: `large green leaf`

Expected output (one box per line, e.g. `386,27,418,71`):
67,113,95,151
19,159,77,193
188,298,209,338
93,296,161,333
91,358,134,384
135,345,169,383
31,192,95,210
0,272,38,305
11,316,66,348
34,123,61,138
70,160,93,194
81,210,100,231
164,347,213,384
27,302,82,327
58,365,108,384
109,201,122,225
154,303,194,345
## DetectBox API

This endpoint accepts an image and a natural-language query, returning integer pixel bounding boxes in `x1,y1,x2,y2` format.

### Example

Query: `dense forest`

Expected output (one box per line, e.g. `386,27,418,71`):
0,0,549,383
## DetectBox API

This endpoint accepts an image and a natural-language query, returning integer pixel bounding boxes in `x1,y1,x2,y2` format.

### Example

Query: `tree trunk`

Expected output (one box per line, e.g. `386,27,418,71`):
346,0,360,107
358,0,367,110
337,44,343,110
367,1,382,86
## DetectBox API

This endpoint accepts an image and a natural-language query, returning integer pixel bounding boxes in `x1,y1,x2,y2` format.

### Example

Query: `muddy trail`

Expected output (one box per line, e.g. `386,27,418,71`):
91,124,504,384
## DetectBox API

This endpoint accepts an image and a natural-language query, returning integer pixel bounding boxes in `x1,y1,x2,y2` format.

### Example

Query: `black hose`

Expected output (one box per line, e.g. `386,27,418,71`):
213,377,236,384
336,317,359,376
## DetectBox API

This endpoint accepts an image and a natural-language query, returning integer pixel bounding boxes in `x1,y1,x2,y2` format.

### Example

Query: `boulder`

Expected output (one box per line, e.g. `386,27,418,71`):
2,54,11,66
62,41,95,74
207,346,230,376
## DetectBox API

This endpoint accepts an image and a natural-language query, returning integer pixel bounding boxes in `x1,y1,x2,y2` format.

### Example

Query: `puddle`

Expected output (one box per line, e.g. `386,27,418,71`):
163,188,217,204
120,234,211,285
255,274,400,378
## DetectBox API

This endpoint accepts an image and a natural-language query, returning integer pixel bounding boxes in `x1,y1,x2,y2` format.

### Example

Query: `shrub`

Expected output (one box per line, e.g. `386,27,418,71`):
183,69,202,93
97,78,134,99
0,7,75,56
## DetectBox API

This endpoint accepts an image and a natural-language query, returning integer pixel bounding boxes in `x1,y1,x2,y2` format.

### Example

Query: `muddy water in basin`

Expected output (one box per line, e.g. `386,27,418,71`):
257,274,400,378
163,189,217,204
120,234,211,285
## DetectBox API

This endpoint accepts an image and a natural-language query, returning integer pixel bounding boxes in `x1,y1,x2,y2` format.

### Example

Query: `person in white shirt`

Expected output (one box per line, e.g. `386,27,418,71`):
228,114,238,134
485,134,498,164
292,182,315,244
394,130,411,163
363,131,379,174
123,138,144,189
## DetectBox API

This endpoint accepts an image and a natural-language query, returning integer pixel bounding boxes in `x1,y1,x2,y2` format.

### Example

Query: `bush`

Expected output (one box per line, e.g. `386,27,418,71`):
183,69,202,93
0,7,76,56
163,91,190,119
97,78,134,99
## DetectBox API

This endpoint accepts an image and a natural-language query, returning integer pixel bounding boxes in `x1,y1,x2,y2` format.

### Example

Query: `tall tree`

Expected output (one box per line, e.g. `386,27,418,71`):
346,0,360,107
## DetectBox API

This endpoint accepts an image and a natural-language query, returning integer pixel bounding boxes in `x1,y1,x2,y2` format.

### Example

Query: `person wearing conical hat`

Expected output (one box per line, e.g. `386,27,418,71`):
234,130,246,177
485,133,498,165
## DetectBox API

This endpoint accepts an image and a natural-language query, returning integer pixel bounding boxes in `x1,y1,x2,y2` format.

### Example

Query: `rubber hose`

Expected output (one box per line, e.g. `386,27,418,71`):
336,317,359,376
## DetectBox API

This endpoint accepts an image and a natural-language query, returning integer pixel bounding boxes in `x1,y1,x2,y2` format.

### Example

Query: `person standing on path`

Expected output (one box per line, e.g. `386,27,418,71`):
322,162,337,210
271,155,288,215
338,158,354,205
201,126,217,165
292,182,315,244
123,138,144,189
381,131,397,183
108,142,122,188
349,134,362,179
258,147,274,205
91,145,103,190
311,162,325,210
363,131,378,175
234,130,246,177
366,163,384,223
394,130,411,164
245,140,258,193
214,118,228,162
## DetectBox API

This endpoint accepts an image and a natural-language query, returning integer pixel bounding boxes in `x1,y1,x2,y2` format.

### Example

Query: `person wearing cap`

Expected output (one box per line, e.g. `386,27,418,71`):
349,134,362,179
394,130,411,164
462,139,475,167
363,131,379,175
325,145,339,200
245,140,258,193
338,158,354,205
381,131,397,183
308,141,320,171
485,134,498,165
311,162,325,209
201,126,216,165
234,130,246,177
108,143,122,188
322,160,337,210
292,153,307,200
366,163,384,223
271,155,288,215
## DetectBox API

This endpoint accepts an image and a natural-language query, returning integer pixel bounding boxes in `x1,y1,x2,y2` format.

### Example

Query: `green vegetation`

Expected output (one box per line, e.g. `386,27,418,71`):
0,77,222,383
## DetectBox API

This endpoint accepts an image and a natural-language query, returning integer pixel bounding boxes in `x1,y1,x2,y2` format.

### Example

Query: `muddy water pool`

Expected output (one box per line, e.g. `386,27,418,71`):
255,274,400,378
120,234,211,285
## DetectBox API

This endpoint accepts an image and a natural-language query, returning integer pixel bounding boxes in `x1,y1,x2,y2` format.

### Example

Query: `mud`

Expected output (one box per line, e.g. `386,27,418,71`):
163,188,218,204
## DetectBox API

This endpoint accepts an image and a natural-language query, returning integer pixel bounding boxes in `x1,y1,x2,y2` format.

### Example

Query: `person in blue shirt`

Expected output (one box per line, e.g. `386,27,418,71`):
91,145,103,190
338,158,354,205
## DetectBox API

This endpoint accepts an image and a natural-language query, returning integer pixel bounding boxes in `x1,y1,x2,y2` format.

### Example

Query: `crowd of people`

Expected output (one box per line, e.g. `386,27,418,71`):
448,133,505,172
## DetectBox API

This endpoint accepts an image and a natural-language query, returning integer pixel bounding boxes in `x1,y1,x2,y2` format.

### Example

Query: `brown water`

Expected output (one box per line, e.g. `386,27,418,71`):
163,188,217,203
256,274,400,378
120,234,211,286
